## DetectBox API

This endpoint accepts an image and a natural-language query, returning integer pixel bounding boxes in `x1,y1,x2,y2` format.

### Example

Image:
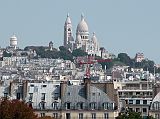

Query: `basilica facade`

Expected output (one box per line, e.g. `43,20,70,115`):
64,14,100,56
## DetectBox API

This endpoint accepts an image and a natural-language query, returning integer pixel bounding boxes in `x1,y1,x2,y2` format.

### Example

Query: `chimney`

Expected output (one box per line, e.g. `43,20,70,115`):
9,82,14,97
22,80,28,100
84,77,91,99
60,81,67,99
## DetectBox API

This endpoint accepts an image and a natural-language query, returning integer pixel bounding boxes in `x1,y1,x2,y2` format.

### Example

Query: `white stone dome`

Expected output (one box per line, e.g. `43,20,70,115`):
76,15,89,32
10,34,17,47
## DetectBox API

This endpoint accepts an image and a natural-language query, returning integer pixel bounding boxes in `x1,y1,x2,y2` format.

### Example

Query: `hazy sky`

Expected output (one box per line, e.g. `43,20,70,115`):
0,0,160,63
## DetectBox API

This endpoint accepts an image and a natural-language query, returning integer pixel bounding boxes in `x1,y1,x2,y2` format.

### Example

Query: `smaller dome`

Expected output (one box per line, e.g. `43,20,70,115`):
10,34,17,40
10,34,18,47
65,13,71,24
76,15,89,32
91,32,97,43
76,34,81,44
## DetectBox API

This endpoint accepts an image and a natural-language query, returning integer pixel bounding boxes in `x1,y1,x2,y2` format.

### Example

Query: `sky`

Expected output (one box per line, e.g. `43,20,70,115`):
0,0,160,63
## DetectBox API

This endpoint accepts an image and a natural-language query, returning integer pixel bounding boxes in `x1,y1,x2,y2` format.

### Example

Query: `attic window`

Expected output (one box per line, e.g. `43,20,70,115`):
42,85,47,87
92,93,95,96
68,92,70,96
30,84,34,87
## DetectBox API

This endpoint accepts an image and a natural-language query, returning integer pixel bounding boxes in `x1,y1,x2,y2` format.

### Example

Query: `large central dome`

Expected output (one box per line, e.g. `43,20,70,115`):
76,15,89,33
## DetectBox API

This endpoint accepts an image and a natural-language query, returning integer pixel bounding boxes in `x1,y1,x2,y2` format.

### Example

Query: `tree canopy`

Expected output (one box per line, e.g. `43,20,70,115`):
117,111,155,119
0,99,38,119
0,99,54,119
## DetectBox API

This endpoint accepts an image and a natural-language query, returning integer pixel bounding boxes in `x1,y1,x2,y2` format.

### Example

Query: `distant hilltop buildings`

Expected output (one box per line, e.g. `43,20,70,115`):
64,14,100,57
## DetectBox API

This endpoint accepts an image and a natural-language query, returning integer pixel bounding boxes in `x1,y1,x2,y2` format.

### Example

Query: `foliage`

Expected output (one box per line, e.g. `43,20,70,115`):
58,46,73,61
3,51,12,57
24,46,159,72
117,111,155,119
118,53,131,66
117,111,142,119
0,99,38,119
72,48,87,57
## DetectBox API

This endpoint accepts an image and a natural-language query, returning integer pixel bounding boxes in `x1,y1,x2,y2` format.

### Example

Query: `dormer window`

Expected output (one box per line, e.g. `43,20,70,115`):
41,93,46,100
90,102,97,110
77,102,83,110
52,102,58,110
103,102,109,110
42,85,47,88
39,101,46,110
65,102,71,110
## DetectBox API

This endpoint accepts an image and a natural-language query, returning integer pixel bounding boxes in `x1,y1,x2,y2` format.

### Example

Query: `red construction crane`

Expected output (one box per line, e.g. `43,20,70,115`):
77,56,112,78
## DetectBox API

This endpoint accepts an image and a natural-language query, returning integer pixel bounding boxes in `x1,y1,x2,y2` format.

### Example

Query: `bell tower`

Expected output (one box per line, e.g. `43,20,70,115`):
64,13,74,50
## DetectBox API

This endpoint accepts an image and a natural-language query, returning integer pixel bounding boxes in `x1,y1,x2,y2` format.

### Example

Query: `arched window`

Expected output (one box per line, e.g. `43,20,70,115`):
90,102,97,110
153,102,159,110
77,102,83,110
65,102,71,110
52,102,58,110
103,102,109,110
39,101,46,110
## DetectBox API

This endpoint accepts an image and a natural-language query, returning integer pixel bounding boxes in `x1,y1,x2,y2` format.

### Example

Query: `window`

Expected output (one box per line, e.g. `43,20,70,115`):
79,113,83,119
16,93,21,100
136,108,140,112
53,113,58,118
104,113,109,119
42,85,47,87
4,93,8,99
154,102,159,110
155,114,159,119
103,102,109,110
143,108,147,113
52,102,58,110
90,102,96,110
129,100,133,104
54,93,59,100
30,84,34,87
40,113,45,117
91,113,96,119
66,102,71,109
143,100,147,104
136,92,140,95
41,93,46,100
66,113,71,119
92,93,96,96
40,102,45,109
128,108,133,111
77,102,83,110
68,92,70,95
136,100,140,104
29,93,33,101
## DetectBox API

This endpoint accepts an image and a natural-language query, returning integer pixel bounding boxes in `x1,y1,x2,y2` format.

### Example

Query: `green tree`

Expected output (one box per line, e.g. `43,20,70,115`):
59,46,73,61
117,111,142,119
118,53,132,66
117,111,155,119
3,51,12,57
72,48,87,57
